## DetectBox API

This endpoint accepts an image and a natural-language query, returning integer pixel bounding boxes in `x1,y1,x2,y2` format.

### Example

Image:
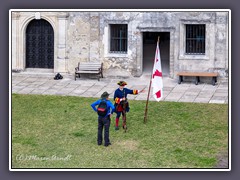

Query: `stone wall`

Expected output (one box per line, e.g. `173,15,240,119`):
11,11,229,79
64,11,229,77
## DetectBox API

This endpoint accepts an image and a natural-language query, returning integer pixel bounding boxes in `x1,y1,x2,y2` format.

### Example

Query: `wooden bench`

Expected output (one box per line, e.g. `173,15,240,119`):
177,72,218,86
75,62,103,81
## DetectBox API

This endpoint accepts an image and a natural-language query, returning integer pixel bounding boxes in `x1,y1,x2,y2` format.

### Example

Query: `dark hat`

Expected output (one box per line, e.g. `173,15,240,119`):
101,91,110,99
117,81,127,86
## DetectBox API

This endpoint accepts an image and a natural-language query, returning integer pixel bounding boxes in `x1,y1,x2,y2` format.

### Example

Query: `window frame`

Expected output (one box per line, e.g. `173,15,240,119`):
179,20,213,60
109,24,128,54
185,24,206,55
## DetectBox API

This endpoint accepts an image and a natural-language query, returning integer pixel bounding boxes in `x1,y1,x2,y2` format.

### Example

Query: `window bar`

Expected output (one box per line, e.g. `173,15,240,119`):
195,25,198,54
110,25,113,52
193,25,195,53
115,26,117,52
202,25,204,53
196,25,198,53
115,27,117,52
186,25,188,53
191,25,193,53
191,25,192,53
125,25,127,52
199,25,201,53
117,27,119,52
120,29,122,52
190,25,192,53
200,25,202,54
203,25,205,53
200,25,202,53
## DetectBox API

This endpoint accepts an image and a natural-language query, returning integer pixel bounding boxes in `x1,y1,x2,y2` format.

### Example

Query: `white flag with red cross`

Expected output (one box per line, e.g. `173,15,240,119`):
152,42,163,102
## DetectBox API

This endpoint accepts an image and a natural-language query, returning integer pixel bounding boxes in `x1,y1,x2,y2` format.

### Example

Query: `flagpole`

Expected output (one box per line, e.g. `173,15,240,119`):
144,36,160,123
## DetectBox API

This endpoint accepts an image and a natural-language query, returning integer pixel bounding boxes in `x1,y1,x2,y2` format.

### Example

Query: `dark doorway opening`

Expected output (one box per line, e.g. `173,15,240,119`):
143,32,170,76
26,19,54,69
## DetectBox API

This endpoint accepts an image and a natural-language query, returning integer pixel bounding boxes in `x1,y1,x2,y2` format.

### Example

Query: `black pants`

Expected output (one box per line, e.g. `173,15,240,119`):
98,116,111,145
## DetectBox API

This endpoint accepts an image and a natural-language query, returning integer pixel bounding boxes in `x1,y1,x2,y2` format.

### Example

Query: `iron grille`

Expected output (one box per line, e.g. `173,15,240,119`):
186,24,205,54
110,24,128,53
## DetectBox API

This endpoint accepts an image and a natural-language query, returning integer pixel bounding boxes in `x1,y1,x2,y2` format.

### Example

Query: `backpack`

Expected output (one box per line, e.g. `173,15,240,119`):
54,73,63,80
97,100,108,117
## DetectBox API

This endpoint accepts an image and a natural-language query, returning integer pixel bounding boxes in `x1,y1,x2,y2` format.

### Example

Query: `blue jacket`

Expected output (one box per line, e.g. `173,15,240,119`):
91,99,115,118
114,88,138,104
113,88,139,112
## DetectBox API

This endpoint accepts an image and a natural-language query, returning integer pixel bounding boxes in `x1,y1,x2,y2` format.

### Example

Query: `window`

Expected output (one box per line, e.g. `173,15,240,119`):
110,24,128,53
186,24,205,54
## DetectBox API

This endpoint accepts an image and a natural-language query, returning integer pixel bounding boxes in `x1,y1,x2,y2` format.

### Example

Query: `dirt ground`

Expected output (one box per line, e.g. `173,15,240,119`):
214,151,229,169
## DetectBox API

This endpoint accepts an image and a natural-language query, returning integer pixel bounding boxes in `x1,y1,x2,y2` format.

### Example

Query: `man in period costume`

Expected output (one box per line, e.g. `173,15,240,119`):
114,81,143,130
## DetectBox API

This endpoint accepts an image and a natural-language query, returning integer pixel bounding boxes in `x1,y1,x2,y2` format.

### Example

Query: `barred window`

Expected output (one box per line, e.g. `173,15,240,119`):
186,24,205,54
110,24,128,53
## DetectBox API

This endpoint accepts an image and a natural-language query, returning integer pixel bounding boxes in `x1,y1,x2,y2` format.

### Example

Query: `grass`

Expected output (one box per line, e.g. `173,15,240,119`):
11,94,229,169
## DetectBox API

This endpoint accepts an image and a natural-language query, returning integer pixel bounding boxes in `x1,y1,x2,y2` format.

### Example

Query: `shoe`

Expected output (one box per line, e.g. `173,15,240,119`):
104,143,111,147
98,142,102,146
123,125,127,130
115,126,119,130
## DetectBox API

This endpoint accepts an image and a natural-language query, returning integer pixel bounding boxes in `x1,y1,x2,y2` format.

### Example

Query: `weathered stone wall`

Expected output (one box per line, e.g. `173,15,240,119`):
65,11,229,77
99,12,140,77
11,11,229,78
214,12,229,77
175,12,229,77
66,12,91,72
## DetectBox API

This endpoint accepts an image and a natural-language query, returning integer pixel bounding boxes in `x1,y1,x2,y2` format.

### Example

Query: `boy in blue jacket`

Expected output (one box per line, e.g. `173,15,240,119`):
91,91,115,147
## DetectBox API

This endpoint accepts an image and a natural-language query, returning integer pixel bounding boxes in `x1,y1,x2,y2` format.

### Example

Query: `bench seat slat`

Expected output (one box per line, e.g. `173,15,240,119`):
78,66,101,68
79,68,101,70
177,72,218,77
75,62,103,81
79,64,101,65
79,64,101,67
79,65,101,66
177,71,218,86
76,71,100,74
79,62,101,63
79,67,100,69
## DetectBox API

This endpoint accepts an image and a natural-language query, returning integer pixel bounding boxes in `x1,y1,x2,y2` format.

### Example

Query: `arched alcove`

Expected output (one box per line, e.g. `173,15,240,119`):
25,19,54,68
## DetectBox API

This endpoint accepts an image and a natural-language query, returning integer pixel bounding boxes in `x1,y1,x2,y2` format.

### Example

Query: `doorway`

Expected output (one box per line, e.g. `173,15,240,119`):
142,32,170,76
26,19,54,69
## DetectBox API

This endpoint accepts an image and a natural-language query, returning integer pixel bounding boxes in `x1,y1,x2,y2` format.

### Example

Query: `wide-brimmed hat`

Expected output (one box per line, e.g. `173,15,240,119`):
117,81,127,86
101,91,110,99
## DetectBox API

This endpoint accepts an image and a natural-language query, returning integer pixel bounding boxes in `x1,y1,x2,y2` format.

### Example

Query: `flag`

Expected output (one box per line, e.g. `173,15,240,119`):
152,42,163,102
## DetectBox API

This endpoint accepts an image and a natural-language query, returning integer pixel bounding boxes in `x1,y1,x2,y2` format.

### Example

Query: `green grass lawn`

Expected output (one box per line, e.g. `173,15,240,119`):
11,94,228,169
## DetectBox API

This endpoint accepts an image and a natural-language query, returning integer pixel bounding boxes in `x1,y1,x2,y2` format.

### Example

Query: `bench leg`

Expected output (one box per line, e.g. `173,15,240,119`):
96,73,101,81
75,73,76,81
212,77,217,86
75,73,81,81
195,76,200,85
178,76,183,84
75,73,80,81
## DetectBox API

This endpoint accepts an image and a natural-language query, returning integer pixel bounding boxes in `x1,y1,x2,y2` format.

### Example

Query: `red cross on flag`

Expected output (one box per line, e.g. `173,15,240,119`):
152,42,163,102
